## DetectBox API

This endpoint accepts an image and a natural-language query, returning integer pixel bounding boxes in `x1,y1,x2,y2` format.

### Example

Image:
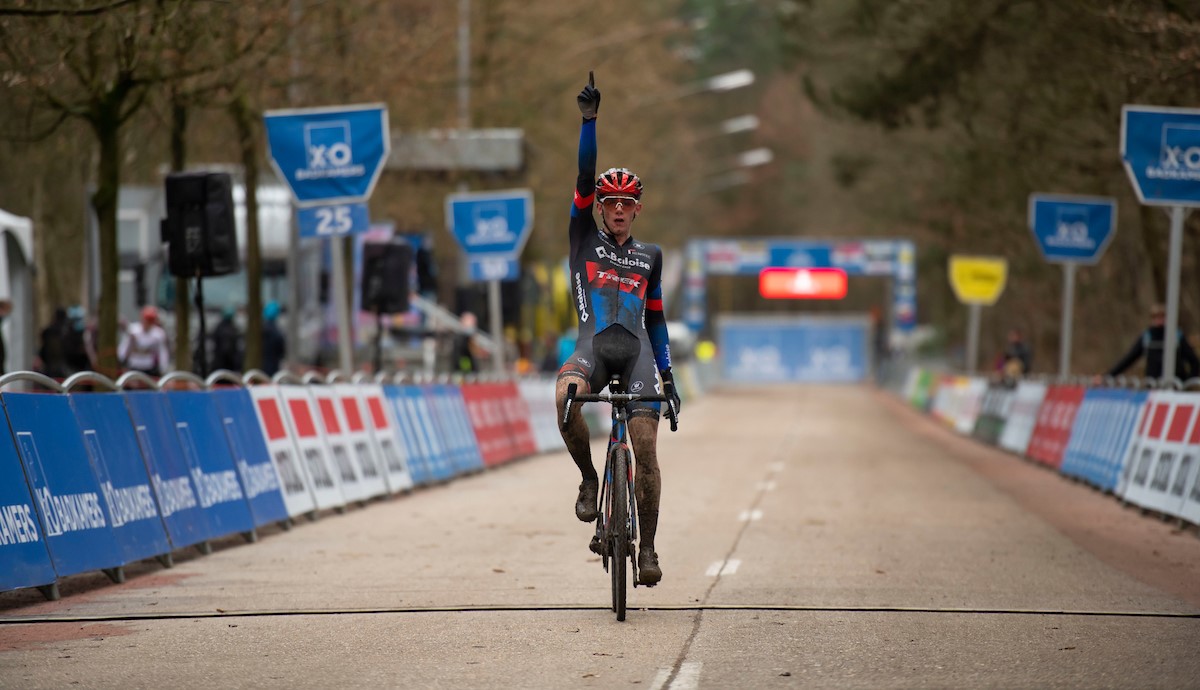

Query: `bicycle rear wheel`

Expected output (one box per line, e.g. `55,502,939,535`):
609,444,629,621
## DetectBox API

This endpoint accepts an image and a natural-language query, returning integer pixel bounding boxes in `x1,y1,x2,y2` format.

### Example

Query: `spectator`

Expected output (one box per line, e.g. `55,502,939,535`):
37,307,71,378
539,332,561,373
997,328,1032,378
63,305,92,374
1107,303,1200,380
211,306,244,372
119,306,170,376
450,311,478,374
261,301,286,376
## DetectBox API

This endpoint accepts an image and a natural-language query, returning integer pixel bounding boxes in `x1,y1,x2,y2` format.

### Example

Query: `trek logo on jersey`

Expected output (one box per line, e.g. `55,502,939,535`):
594,246,651,271
574,272,590,322
586,262,649,298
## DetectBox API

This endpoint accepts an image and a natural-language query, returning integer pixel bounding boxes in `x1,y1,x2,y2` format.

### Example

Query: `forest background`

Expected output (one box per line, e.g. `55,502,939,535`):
1,0,1198,375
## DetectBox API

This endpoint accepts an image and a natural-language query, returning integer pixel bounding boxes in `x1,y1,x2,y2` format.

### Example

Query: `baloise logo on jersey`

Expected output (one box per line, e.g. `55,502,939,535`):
594,246,651,271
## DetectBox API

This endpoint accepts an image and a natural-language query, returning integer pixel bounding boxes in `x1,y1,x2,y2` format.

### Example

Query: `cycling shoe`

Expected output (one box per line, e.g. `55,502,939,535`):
637,547,662,586
575,479,599,522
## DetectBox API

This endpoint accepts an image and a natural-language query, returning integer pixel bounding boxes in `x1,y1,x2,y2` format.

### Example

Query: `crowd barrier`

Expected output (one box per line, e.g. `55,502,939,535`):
895,367,1200,533
0,363,702,601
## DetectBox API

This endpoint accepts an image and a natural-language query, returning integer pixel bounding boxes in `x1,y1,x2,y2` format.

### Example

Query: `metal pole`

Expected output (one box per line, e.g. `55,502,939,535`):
966,303,981,375
457,0,470,132
488,280,504,373
285,0,302,371
1162,205,1186,382
1059,262,1076,378
330,236,354,374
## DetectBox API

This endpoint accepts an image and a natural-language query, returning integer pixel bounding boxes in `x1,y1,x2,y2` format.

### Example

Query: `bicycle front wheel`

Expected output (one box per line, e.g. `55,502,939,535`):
609,444,629,621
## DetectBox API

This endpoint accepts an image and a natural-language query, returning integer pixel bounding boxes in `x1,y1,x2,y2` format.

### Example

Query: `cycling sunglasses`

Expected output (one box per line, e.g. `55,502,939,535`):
598,196,640,209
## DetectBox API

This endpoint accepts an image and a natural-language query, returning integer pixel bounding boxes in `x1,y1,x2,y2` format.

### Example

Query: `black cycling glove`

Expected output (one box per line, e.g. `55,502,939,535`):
660,369,681,420
577,71,600,120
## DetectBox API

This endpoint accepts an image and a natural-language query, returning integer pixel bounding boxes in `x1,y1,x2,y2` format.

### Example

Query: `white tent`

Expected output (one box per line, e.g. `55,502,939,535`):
0,208,35,373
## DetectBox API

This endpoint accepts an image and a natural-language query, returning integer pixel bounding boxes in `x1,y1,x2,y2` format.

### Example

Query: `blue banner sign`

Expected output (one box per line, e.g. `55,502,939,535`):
164,391,257,538
446,189,533,283
1121,105,1200,206
1060,389,1148,492
122,391,217,549
297,202,371,238
264,104,390,207
2,392,125,578
1028,194,1117,264
0,412,57,594
718,317,869,383
210,389,290,528
69,393,172,565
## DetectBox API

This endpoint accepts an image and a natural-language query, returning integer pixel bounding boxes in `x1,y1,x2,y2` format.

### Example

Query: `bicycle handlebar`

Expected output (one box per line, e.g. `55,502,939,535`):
563,383,679,432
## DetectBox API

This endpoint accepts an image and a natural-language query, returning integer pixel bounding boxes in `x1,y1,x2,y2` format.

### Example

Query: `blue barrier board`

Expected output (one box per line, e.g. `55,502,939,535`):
211,389,290,527
406,386,453,481
122,391,218,549
383,385,433,485
69,393,173,564
433,385,484,473
1061,389,1148,491
2,392,125,577
164,391,257,538
447,387,485,470
0,412,57,593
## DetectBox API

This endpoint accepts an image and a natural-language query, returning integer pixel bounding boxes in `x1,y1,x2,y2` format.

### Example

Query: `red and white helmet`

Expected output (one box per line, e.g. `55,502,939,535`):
595,167,643,200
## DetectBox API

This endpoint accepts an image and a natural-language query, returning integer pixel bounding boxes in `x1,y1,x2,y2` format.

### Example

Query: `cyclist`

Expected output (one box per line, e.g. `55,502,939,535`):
556,72,681,586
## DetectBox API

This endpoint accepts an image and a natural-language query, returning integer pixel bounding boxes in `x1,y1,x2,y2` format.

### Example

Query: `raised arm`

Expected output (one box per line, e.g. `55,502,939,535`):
572,72,600,219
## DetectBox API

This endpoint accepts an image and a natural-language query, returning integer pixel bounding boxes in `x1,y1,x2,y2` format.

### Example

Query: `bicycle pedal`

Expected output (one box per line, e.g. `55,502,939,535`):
588,535,607,556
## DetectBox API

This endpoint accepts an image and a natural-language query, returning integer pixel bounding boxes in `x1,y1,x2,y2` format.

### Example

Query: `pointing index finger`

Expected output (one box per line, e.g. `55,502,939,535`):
588,71,594,88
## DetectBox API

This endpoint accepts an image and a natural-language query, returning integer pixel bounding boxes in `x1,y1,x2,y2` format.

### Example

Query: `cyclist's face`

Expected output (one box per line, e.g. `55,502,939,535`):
597,196,641,238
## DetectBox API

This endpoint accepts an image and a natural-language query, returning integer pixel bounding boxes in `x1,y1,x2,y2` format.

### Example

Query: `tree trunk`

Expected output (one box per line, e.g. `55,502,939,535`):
171,95,192,373
90,115,122,377
232,94,264,372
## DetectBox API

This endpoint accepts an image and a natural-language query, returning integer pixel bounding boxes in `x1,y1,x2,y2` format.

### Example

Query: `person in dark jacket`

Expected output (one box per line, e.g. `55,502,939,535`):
261,301,286,376
37,307,71,378
1107,304,1200,380
210,307,244,372
997,329,1032,378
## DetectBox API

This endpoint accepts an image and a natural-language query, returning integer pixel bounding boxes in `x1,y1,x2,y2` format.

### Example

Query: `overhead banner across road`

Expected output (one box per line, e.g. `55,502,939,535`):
718,315,869,384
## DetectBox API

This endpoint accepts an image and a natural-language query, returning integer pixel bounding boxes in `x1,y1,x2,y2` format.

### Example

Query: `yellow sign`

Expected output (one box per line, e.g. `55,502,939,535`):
948,255,1008,305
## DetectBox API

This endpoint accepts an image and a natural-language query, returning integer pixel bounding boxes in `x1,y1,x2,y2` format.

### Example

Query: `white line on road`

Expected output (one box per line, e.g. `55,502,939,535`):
756,480,777,491
706,559,742,576
672,662,703,689
649,663,702,690
738,509,763,521
768,461,784,473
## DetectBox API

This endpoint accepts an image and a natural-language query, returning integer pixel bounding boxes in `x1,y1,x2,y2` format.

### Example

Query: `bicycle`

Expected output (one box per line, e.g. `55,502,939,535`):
563,376,678,621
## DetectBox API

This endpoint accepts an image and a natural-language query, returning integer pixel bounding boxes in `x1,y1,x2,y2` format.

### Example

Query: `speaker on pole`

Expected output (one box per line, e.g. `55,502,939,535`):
162,171,240,278
361,239,413,314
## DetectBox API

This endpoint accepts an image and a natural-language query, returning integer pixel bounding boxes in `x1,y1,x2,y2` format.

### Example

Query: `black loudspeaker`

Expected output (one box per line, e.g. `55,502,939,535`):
361,240,413,314
162,171,240,277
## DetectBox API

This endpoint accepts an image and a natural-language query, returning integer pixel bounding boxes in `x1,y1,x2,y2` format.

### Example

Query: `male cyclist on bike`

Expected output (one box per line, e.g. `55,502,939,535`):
556,72,681,586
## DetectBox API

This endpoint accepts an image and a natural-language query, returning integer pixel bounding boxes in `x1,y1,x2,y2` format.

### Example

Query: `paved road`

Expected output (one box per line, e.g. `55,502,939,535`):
2,386,1199,688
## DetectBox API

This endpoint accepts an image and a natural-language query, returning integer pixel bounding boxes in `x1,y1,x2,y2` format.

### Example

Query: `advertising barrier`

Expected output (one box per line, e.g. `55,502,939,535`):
997,381,1048,455
1119,392,1199,517
2,391,126,579
382,385,441,484
518,378,564,454
163,391,258,538
68,392,173,565
930,376,988,434
309,386,387,500
329,384,397,494
248,386,321,517
1059,388,1148,491
972,384,1015,445
123,390,219,548
345,384,413,492
273,386,348,510
429,384,485,475
499,381,538,458
462,382,518,466
210,388,291,527
0,415,57,595
1026,385,1086,468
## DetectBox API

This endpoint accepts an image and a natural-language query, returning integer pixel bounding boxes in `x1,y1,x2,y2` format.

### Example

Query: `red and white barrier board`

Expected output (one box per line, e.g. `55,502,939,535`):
518,379,564,454
275,386,348,510
930,376,988,434
462,383,520,466
338,384,413,493
248,386,319,518
1118,392,1200,519
1026,385,1086,468
498,381,538,458
309,386,388,500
